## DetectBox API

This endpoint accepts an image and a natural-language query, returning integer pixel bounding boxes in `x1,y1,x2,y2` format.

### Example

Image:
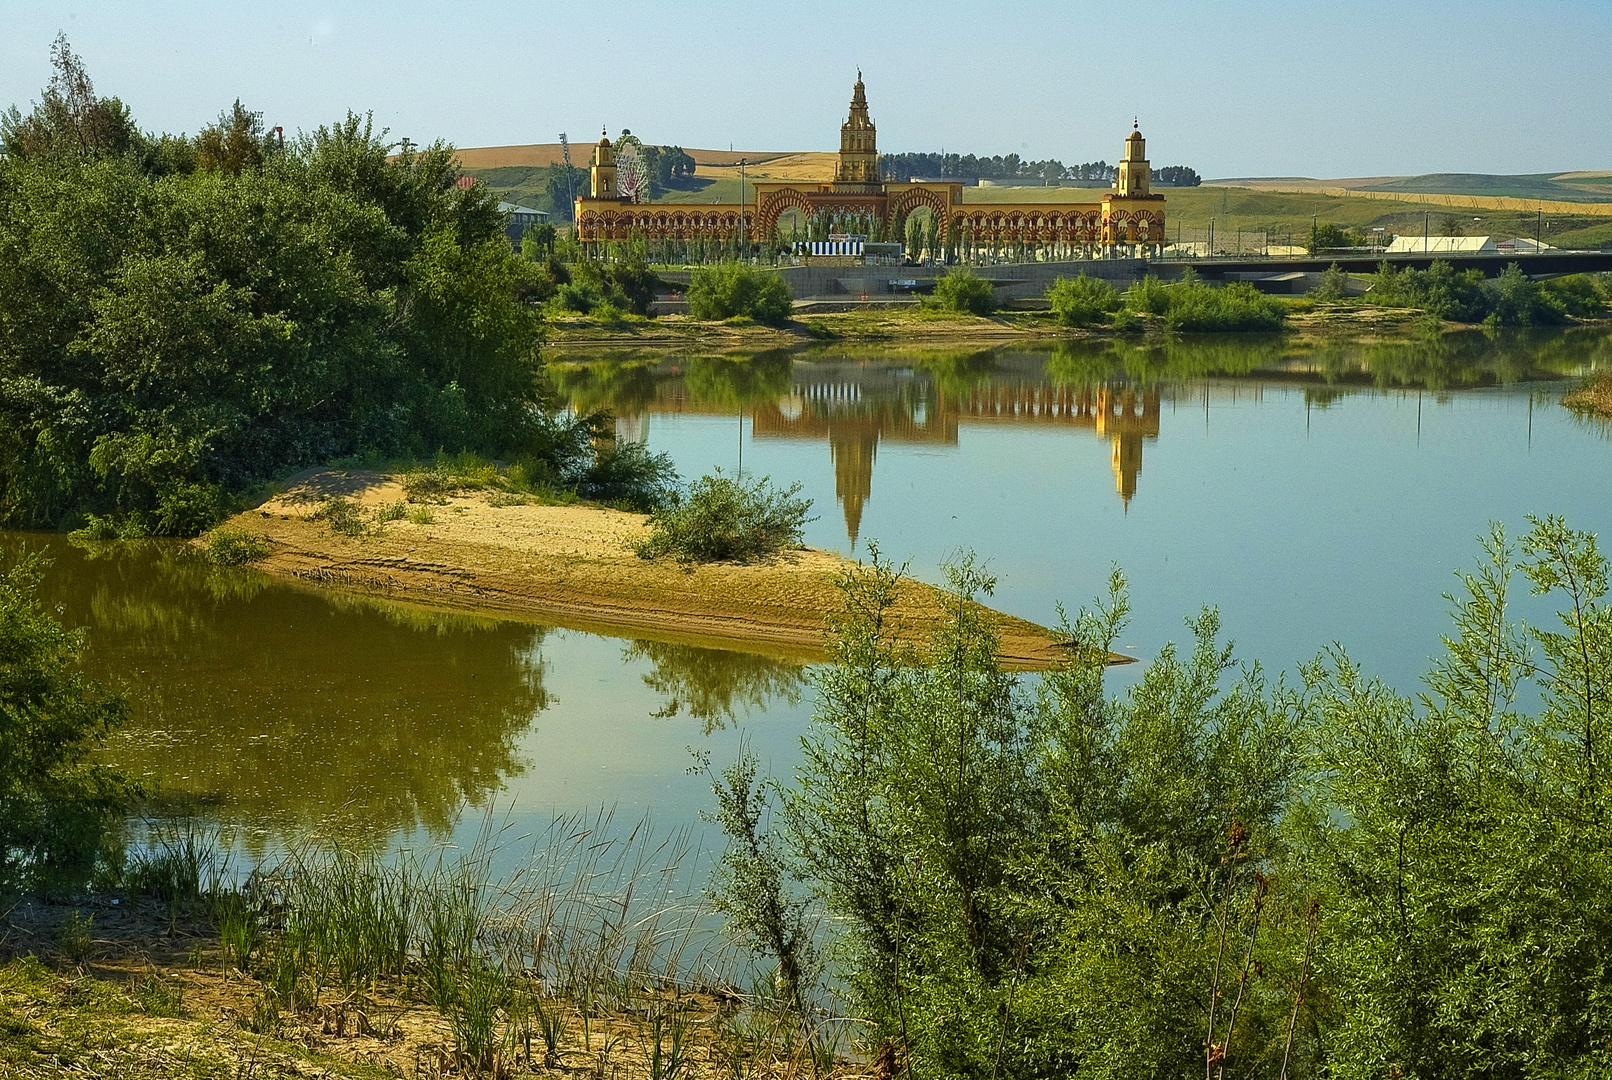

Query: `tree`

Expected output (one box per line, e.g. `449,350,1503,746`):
1288,518,1612,1078
0,554,128,890
0,47,565,534
1156,165,1202,187
1047,274,1121,326
0,34,140,161
194,99,276,175
928,267,996,315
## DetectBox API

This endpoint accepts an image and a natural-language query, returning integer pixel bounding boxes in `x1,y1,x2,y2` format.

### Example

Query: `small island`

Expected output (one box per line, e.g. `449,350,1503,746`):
214,469,1106,670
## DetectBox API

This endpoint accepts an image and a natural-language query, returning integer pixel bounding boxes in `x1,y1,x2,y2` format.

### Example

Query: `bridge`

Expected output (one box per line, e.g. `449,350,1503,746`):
1172,250,1612,281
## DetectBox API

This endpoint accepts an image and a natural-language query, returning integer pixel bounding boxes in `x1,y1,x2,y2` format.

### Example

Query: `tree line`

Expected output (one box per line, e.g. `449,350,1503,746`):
880,152,1200,187
706,517,1612,1080
0,37,667,537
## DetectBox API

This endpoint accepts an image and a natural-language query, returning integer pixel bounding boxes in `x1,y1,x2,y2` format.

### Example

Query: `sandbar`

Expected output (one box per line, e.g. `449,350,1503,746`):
213,470,1116,670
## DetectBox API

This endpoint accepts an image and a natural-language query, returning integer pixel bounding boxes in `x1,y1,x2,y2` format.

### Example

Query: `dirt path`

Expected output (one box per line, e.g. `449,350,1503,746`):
217,470,1107,670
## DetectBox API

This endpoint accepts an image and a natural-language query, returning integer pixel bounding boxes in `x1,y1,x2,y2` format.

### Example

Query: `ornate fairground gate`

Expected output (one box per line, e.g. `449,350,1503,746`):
573,76,1166,260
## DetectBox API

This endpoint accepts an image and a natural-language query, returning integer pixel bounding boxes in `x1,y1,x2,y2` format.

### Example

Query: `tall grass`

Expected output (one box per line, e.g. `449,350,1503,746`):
211,811,744,1071
107,810,841,1074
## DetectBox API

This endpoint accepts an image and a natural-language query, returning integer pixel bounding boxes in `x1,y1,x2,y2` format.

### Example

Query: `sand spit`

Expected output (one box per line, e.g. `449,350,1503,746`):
215,470,1111,670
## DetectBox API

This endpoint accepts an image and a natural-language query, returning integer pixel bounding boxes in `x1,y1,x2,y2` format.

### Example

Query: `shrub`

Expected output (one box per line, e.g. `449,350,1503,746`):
1489,262,1559,327
634,470,812,564
1047,274,1121,326
579,441,679,512
1163,280,1286,332
204,528,270,565
926,267,996,315
1369,259,1491,322
1121,274,1285,332
686,264,794,325
1124,275,1171,315
312,497,368,536
1540,274,1609,319
550,280,604,315
1311,262,1352,301
588,300,625,323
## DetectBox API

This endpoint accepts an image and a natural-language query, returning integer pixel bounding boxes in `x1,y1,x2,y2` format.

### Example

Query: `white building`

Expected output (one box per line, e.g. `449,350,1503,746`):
1384,235,1498,254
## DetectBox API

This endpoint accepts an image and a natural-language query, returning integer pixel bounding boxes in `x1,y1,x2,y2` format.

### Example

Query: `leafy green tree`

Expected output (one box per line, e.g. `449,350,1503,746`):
785,556,1301,1080
0,35,139,162
1308,223,1363,254
928,267,997,315
0,49,585,535
686,263,793,324
0,554,128,891
194,99,277,175
1288,518,1612,1079
1311,262,1352,301
1488,262,1555,327
696,741,818,1018
1047,274,1121,326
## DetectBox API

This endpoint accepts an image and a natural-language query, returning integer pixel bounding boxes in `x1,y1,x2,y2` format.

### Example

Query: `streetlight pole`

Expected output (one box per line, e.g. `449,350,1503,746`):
1537,207,1543,251
738,158,747,258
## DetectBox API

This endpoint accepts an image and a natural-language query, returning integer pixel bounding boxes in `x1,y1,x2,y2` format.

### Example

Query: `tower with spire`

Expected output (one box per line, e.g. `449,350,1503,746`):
833,72,881,190
1116,121,1151,197
589,128,618,200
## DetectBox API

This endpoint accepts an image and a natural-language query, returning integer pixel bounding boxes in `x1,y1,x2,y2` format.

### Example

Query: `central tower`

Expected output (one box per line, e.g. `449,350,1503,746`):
833,72,880,191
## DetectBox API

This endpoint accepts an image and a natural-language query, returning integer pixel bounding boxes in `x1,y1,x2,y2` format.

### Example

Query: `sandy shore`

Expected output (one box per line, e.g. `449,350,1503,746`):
216,470,1108,670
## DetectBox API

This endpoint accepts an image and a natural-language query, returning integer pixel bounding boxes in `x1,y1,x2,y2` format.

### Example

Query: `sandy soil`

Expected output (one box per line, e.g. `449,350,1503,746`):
1,897,858,1079
217,470,1098,670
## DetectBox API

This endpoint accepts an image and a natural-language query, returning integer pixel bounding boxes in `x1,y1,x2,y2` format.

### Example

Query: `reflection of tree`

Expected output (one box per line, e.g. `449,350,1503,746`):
9,536,548,847
683,351,795,411
622,638,805,735
550,360,663,418
904,349,998,396
1045,329,1612,395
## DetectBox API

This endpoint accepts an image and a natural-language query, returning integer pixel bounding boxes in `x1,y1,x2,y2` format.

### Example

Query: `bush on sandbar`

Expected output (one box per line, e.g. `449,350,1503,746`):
634,470,813,564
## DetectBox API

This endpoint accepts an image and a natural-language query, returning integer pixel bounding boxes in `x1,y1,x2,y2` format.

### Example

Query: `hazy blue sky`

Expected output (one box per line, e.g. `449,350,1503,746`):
4,1,1608,178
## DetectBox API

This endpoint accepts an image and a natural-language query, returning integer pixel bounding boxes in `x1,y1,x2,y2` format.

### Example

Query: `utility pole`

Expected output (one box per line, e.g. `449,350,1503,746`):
1425,210,1430,254
1537,206,1543,251
739,158,747,257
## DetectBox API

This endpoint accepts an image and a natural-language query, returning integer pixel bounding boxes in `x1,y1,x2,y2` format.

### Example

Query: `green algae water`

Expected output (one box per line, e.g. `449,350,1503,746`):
7,328,1611,849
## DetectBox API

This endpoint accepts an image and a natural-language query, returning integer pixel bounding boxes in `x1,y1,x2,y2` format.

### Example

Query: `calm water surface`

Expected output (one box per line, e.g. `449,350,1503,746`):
9,329,1612,850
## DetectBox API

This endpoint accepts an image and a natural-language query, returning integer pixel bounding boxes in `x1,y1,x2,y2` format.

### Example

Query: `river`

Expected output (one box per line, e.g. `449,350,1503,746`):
6,328,1610,854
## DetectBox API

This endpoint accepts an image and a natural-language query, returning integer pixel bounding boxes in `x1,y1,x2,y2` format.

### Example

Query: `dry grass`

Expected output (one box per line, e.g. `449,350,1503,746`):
0,814,865,1079
0,920,854,1079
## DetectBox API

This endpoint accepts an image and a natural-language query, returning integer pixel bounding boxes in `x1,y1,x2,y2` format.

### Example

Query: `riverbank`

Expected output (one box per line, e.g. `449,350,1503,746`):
540,303,1440,352
0,896,833,1079
212,470,1103,670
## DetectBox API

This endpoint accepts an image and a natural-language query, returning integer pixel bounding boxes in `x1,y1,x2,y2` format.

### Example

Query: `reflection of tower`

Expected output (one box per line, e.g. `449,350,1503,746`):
1094,386,1160,507
1112,432,1143,503
614,414,649,445
830,429,877,547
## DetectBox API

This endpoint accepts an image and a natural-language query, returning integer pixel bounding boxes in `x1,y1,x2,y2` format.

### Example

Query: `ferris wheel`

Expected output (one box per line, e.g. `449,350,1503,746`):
614,131,649,204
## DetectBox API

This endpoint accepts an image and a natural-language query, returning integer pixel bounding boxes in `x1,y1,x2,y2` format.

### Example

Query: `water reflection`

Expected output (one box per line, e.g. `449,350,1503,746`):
624,638,808,734
555,330,1611,541
3,536,551,846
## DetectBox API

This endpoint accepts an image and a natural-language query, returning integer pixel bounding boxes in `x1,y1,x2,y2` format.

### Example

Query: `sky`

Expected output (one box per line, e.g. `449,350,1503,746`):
4,0,1609,179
